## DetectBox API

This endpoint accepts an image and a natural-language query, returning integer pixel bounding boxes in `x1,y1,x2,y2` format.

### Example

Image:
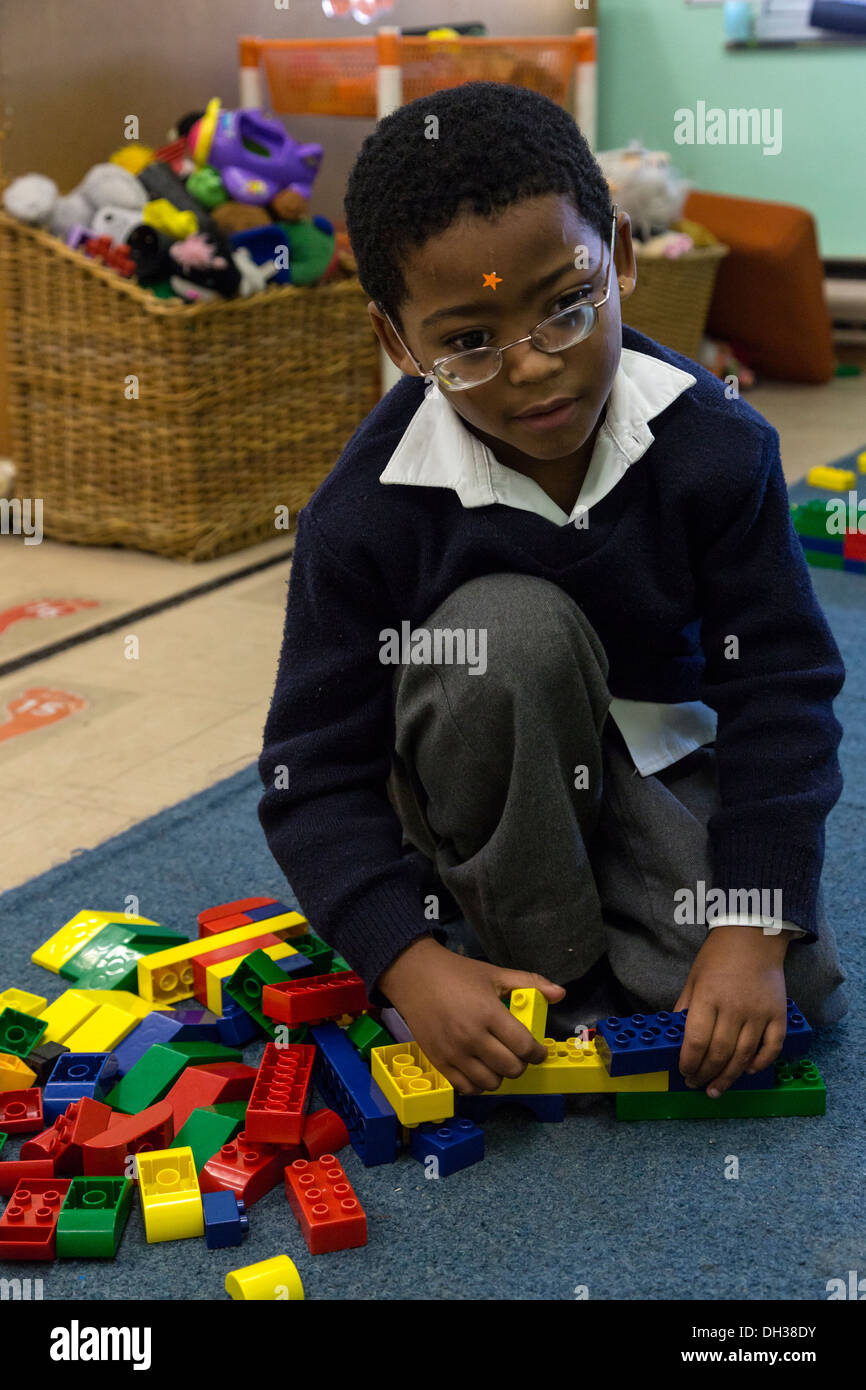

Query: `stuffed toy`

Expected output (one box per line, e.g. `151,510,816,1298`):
596,142,691,241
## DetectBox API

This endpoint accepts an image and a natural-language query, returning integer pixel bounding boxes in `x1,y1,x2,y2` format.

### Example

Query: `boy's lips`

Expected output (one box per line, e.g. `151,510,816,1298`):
513,395,577,418
512,397,581,432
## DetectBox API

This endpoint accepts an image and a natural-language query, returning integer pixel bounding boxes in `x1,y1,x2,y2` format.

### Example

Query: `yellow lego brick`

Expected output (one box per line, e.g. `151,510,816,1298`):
0,987,47,1017
484,1037,670,1096
73,990,173,1017
137,1146,204,1243
204,940,297,1013
248,910,308,940
370,1041,454,1126
37,990,99,1044
65,1003,140,1051
225,1255,304,1301
32,909,160,973
807,465,856,491
858,449,866,474
138,915,306,1005
0,1052,38,1089
508,987,548,1041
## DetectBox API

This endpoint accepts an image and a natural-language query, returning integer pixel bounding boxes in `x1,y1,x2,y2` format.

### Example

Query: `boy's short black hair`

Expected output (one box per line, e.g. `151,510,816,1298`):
344,81,614,333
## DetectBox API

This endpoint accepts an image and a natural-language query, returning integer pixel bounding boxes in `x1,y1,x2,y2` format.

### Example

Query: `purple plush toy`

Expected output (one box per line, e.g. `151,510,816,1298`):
187,98,323,206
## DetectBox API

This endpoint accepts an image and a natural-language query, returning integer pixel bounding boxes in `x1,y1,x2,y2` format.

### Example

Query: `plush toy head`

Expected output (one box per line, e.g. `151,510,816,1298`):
595,142,690,241
1,173,59,226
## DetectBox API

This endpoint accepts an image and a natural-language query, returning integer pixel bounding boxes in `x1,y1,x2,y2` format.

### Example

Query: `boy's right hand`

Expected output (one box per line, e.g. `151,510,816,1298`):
377,936,566,1095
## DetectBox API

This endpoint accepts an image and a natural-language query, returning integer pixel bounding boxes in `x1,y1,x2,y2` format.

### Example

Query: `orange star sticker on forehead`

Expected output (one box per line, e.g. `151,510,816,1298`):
482,271,502,290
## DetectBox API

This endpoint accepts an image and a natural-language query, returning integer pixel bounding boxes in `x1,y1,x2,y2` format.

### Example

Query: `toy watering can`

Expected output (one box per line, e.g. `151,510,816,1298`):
189,99,323,205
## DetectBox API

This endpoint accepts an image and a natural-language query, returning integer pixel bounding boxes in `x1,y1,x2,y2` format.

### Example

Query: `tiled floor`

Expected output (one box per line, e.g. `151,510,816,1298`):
1,362,864,894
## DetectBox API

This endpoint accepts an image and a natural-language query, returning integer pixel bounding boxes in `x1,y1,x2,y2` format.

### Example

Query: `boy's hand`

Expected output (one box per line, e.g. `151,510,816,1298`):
674,925,793,1096
378,936,566,1095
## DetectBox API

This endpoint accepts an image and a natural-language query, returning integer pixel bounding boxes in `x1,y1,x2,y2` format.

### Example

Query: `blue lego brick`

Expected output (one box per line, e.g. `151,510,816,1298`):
456,1092,566,1122
667,1063,776,1091
796,533,843,556
164,1005,221,1041
110,1011,185,1077
43,1053,119,1120
272,951,313,978
242,901,293,923
408,1118,484,1176
310,1021,399,1167
598,998,812,1077
201,1190,249,1249
216,998,261,1047
843,558,866,574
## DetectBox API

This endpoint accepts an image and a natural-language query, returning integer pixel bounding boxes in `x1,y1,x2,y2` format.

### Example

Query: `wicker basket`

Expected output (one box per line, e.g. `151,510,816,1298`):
0,206,380,561
623,243,729,363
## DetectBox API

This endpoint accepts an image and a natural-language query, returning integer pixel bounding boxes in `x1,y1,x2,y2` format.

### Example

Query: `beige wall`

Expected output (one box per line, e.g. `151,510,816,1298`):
0,0,594,225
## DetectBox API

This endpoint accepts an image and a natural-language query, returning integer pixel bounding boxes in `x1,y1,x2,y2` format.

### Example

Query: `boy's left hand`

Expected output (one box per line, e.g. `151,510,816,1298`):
674,925,793,1096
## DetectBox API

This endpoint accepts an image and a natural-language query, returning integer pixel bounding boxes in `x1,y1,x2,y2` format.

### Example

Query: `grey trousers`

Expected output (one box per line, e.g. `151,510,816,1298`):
386,573,848,1027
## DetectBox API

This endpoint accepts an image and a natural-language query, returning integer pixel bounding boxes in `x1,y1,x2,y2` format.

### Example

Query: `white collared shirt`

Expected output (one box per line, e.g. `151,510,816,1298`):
379,348,803,935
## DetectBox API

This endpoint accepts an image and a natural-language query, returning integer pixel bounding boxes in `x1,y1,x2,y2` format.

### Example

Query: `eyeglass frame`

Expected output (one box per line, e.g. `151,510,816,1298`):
380,205,619,391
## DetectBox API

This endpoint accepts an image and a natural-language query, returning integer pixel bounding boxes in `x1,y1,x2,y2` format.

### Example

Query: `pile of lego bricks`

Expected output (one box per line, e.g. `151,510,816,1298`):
789,447,866,575
0,897,826,1298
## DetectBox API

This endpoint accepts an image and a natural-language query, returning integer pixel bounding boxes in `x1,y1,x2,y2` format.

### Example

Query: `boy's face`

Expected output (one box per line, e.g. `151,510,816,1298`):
368,193,637,471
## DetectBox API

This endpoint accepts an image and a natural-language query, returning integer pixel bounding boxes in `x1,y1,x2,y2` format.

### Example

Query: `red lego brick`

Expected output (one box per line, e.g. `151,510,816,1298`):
20,1097,112,1175
198,898,277,935
245,1044,314,1145
199,1131,297,1206
0,1086,43,1132
191,930,282,1003
0,1177,72,1259
844,529,866,562
302,1108,350,1160
262,971,369,1027
191,1061,258,1100
81,1099,173,1177
284,1155,367,1254
163,1067,231,1131
0,1158,56,1195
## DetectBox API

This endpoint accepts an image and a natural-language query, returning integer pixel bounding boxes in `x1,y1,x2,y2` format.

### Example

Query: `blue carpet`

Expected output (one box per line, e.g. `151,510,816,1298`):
0,565,863,1301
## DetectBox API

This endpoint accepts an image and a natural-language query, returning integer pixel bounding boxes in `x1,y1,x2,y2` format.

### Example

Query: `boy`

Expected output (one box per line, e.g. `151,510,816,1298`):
259,83,846,1099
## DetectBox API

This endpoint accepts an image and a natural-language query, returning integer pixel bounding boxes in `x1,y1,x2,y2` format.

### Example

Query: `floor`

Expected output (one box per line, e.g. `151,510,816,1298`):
1,358,864,894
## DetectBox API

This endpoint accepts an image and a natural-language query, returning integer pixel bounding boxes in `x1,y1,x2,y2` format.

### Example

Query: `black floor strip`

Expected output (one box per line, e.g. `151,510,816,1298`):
0,547,292,680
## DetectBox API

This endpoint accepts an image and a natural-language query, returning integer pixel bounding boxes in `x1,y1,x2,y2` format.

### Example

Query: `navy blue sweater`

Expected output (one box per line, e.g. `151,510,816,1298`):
258,326,844,995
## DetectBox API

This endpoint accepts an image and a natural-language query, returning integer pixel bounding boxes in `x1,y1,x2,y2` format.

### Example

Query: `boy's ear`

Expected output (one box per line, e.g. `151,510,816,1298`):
367,302,423,377
613,211,637,301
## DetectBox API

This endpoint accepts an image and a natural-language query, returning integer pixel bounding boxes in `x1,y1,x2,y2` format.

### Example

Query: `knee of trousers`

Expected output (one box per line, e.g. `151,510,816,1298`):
393,572,610,699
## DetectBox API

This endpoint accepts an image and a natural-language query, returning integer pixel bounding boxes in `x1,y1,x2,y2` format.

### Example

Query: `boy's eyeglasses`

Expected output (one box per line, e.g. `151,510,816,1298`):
382,206,618,392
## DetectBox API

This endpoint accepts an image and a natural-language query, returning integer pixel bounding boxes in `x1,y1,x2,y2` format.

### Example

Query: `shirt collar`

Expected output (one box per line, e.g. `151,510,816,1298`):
379,347,697,525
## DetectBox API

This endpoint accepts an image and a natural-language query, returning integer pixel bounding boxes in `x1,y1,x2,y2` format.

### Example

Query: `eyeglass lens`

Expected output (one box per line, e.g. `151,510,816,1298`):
436,302,597,388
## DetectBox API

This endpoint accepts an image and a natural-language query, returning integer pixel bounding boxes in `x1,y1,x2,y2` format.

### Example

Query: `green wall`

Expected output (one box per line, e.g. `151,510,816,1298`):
598,0,864,258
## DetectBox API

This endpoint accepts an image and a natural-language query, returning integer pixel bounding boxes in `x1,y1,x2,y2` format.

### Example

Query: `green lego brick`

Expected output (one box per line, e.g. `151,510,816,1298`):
346,1013,394,1061
105,1043,188,1114
165,1041,243,1065
60,923,188,987
803,549,844,571
790,499,836,540
329,953,351,973
212,1100,249,1124
225,950,300,1039
615,1058,825,1121
291,934,334,977
0,1132,7,1156
174,1106,243,1170
56,1176,133,1258
0,1006,48,1058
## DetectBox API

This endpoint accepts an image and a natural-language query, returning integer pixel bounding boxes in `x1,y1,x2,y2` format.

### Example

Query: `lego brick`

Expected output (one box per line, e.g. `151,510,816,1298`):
0,1132,6,1156
245,1043,314,1145
64,1003,138,1052
408,1118,484,1176
165,1041,242,1066
81,1100,174,1177
0,1052,38,1089
225,949,305,1038
0,1006,48,1058
0,1177,73,1259
111,1011,186,1077
32,909,161,972
163,1068,234,1132
137,917,306,1005
616,1058,826,1120
290,933,334,976
285,1155,367,1254
0,987,47,1016
24,1041,70,1087
345,1014,394,1061
380,1006,413,1043
242,901,297,924
202,1189,249,1249
212,1100,249,1124
796,533,843,556
191,1061,258,1099
197,896,279,933
791,498,835,540
843,528,866,561
225,1254,304,1300
191,930,284,1006
216,998,260,1047
508,987,549,1042
456,1092,566,1122
595,1009,689,1076
485,1036,669,1096
803,548,844,570
74,989,174,1018
174,1107,244,1170
0,1087,43,1132
21,1097,113,1175
105,1044,188,1114
163,1005,220,1041
60,922,186,988
302,1108,351,1160
43,1053,118,1121
807,464,856,490
371,1041,455,1126
199,1131,292,1206
56,1176,133,1257
666,1062,776,1091
310,1022,399,1167
263,970,369,1027
137,1146,204,1242
36,991,99,1044
198,911,255,937
843,557,866,574
0,1158,56,1194
202,940,302,1014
